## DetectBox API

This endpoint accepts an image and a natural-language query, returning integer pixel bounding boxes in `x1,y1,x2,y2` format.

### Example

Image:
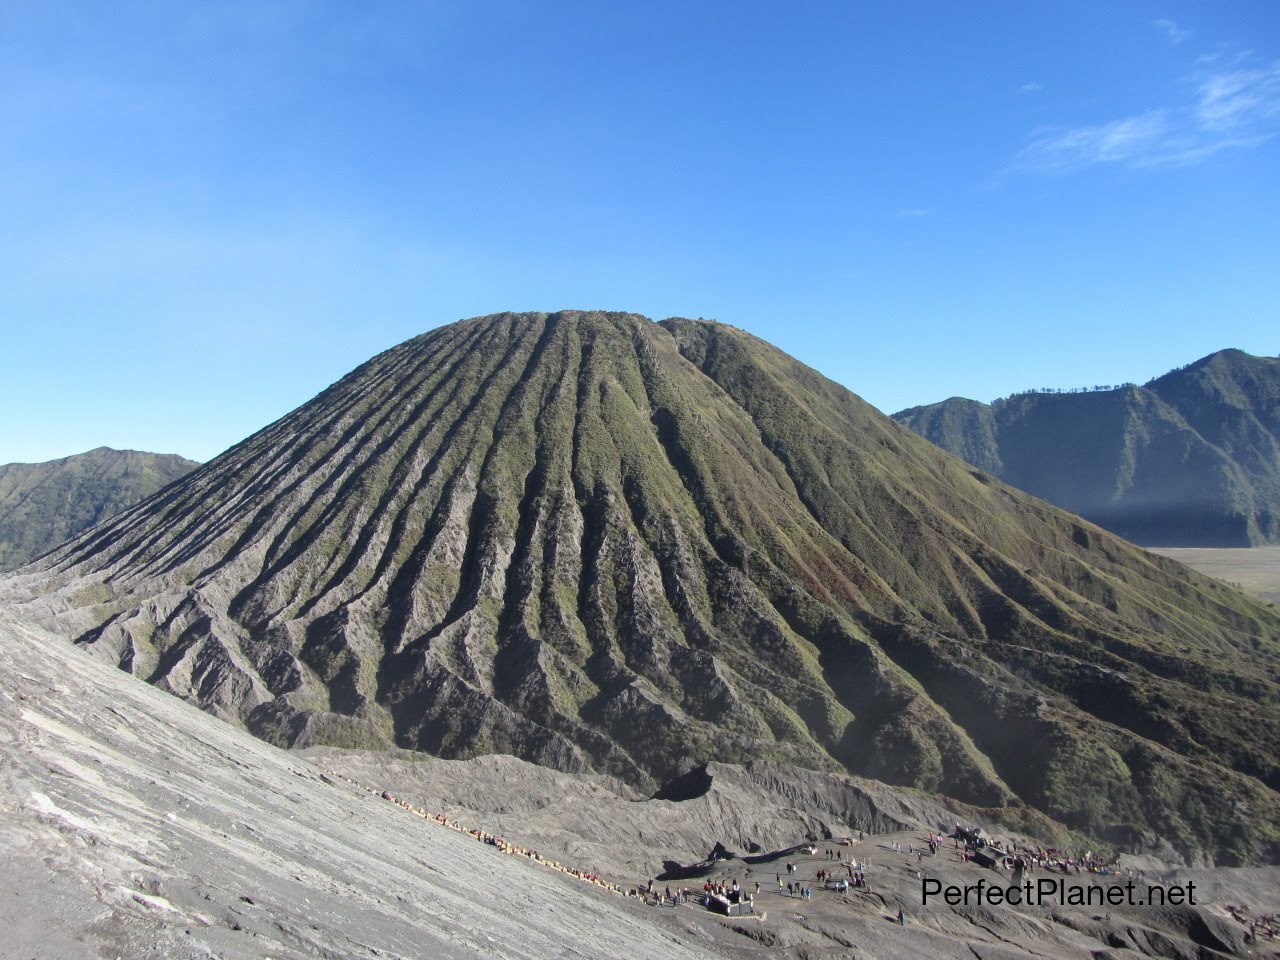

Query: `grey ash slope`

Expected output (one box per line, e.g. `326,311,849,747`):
0,611,715,960
0,446,198,570
895,349,1280,546
5,312,1280,864
11,608,1270,960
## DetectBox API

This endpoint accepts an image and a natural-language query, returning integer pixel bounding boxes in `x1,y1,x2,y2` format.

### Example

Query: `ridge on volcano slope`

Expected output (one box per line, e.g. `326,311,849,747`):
4,311,1280,865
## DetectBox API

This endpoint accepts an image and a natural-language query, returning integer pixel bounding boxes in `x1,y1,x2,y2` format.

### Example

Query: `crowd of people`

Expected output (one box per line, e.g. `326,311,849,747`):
1230,905,1277,945
335,765,884,920
951,826,1124,876
329,770,1270,940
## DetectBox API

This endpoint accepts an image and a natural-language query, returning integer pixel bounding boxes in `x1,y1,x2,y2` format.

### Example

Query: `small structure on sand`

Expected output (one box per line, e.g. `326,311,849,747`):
970,845,1002,869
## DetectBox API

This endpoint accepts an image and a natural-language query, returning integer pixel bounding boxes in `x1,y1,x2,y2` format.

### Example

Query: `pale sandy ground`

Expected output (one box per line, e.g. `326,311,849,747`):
1150,546,1280,603
3,608,1278,960
313,750,1280,960
298,747,968,882
0,611,720,960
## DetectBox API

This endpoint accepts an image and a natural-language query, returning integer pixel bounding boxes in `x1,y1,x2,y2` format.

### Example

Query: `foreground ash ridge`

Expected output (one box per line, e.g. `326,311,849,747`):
0,612,712,960
6,311,1280,863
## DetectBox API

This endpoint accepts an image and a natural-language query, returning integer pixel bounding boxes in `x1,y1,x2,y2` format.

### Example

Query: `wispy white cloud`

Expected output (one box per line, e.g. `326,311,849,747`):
1019,81,1042,94
1197,62,1280,130
1009,56,1280,174
1152,18,1192,45
1016,111,1172,171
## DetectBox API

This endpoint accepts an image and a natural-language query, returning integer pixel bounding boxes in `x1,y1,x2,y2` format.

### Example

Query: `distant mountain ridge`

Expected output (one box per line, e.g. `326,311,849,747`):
0,447,199,570
894,349,1280,547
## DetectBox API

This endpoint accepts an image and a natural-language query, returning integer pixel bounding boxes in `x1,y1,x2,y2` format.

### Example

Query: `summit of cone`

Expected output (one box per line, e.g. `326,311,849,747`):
5,311,1280,864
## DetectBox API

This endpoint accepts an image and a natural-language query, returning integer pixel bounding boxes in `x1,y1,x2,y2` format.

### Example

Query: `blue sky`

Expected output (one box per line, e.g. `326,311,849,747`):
1,1,1277,463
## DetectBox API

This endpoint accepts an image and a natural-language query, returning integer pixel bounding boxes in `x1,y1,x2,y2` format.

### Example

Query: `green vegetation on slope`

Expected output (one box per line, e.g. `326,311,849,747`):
6,315,1279,864
0,447,199,570
894,350,1280,546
